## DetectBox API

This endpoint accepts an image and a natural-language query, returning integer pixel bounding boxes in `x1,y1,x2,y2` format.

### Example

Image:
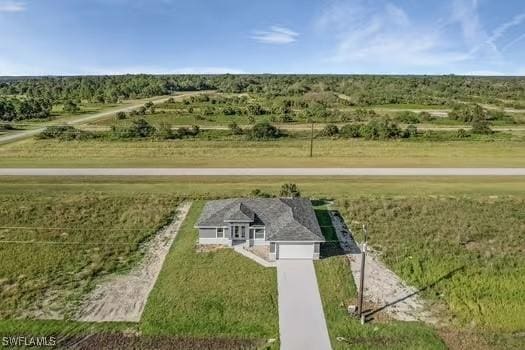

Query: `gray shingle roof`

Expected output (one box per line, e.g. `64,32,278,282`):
196,198,325,242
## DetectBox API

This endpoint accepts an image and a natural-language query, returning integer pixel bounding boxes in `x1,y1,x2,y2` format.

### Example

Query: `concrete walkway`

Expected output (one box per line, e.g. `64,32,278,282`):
277,260,331,350
1,167,524,176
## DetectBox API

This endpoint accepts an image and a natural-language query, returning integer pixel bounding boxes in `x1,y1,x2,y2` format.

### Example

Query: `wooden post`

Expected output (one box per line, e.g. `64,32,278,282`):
309,121,314,157
357,224,368,320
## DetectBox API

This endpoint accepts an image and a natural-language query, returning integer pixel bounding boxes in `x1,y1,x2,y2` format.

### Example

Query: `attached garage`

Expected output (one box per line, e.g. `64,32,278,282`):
277,243,317,260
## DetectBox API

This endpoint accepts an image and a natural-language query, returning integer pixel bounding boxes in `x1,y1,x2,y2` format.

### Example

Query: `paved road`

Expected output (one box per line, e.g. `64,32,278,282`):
277,260,331,350
0,168,524,176
0,92,201,145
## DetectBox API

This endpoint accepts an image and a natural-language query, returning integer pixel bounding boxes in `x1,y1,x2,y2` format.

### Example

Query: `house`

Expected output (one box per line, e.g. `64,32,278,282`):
195,198,325,260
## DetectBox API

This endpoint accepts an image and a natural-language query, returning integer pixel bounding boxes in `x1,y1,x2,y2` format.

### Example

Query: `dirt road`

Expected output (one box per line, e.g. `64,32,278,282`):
0,92,203,145
1,168,524,176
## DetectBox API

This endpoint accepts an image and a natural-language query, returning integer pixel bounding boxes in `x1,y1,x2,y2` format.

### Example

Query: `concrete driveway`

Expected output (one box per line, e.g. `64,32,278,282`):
277,260,331,350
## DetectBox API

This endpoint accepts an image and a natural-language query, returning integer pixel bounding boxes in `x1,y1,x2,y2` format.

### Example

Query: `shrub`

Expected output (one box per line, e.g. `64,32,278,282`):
319,124,339,137
419,111,435,122
117,118,156,138
402,124,418,138
116,111,127,120
38,125,93,141
250,189,272,198
456,128,469,138
360,119,401,140
63,100,80,113
279,183,301,198
279,114,295,123
250,122,281,140
156,122,174,139
228,122,243,135
340,123,362,138
471,116,493,134
395,111,420,124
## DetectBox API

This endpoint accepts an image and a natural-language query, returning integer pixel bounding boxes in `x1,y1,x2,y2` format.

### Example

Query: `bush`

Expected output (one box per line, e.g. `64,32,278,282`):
360,119,402,140
319,124,339,137
228,122,243,135
419,111,435,122
395,111,420,124
250,189,272,198
156,122,174,139
456,128,469,138
116,111,127,120
279,114,295,123
117,118,156,138
402,124,418,138
280,183,301,198
250,122,281,140
340,123,361,138
471,116,493,134
38,125,93,141
63,100,80,113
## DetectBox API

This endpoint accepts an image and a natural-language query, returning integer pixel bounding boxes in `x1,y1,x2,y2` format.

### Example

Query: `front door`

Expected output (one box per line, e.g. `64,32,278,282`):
233,225,246,240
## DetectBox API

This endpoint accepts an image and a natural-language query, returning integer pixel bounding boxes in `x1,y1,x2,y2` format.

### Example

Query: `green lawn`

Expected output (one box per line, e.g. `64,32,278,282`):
140,201,279,343
1,138,525,167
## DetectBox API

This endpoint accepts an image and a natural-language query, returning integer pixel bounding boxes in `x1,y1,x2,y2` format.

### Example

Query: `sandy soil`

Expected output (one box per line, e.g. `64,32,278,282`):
75,201,192,322
328,210,437,324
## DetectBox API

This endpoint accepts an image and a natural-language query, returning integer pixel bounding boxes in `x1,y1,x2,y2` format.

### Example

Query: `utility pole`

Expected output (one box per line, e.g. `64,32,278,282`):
309,121,314,157
357,224,368,322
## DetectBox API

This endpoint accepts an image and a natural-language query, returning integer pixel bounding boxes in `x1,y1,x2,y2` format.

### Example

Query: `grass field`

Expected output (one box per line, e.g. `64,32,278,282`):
140,201,279,344
0,191,180,319
1,138,525,167
0,177,523,349
340,197,525,348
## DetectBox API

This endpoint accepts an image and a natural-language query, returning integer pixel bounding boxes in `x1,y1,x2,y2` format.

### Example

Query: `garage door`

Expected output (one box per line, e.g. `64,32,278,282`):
278,243,314,260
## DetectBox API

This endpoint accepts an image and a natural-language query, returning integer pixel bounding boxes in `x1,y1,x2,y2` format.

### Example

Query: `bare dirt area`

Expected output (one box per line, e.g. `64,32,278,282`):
75,201,192,322
328,210,438,324
59,334,262,350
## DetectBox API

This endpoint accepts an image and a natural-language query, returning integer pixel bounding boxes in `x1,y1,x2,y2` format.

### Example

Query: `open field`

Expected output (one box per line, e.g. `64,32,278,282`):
0,191,180,319
1,138,525,167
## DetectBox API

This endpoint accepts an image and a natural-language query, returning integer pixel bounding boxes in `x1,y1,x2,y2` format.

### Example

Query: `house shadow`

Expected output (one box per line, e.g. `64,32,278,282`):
364,265,465,321
314,204,360,259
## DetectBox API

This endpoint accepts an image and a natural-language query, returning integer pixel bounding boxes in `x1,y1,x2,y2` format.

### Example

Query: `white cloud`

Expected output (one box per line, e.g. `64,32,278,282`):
251,26,298,44
315,0,522,70
0,1,25,12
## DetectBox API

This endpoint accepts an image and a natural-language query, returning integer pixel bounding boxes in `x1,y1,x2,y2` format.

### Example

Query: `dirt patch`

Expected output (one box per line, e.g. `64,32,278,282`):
57,334,262,350
75,201,192,322
328,210,438,324
196,244,228,253
246,245,271,262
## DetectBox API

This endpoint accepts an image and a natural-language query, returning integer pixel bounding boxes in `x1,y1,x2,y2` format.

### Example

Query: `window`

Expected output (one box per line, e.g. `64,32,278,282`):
254,228,265,240
216,227,224,238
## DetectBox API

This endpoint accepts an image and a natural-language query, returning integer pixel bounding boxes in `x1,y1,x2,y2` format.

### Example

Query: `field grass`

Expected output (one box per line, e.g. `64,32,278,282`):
140,201,279,342
0,177,523,349
1,137,525,167
315,257,446,350
339,197,525,348
0,191,180,318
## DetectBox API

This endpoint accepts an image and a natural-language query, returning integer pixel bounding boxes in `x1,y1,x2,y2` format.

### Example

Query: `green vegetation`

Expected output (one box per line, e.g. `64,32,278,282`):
0,191,180,318
315,257,445,350
2,137,525,168
141,201,279,340
340,197,525,347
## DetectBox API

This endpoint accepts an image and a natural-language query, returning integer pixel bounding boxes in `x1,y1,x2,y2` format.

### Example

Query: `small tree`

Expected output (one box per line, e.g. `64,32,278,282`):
280,183,301,198
319,123,339,137
471,116,492,134
340,123,361,138
156,122,174,139
116,111,127,120
63,100,80,113
250,122,281,140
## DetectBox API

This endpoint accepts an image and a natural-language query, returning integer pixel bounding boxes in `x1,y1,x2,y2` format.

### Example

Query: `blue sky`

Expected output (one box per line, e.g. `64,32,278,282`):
1,0,525,75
